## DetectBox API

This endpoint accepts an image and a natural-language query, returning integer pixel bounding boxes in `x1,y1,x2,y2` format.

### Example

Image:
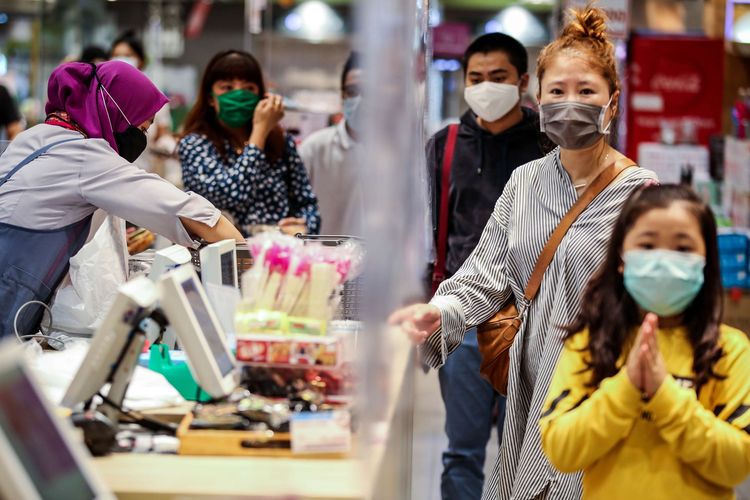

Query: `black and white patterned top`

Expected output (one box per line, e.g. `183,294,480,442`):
178,133,320,235
423,148,658,500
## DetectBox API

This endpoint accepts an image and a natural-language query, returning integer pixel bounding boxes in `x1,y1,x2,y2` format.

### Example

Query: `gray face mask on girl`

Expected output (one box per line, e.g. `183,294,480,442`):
539,96,613,150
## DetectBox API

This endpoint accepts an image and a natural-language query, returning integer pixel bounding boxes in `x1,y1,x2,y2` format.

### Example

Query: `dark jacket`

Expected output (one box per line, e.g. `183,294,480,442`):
427,108,549,277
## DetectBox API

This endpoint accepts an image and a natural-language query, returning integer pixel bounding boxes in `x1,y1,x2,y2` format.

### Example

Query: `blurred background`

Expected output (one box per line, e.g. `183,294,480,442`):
1,1,750,498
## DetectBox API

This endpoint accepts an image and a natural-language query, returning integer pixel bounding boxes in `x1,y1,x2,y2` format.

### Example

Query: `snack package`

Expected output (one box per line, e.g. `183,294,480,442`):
235,309,288,335
236,334,341,368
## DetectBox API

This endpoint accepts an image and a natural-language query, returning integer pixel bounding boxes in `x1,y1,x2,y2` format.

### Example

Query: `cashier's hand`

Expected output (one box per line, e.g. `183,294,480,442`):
388,304,441,346
279,217,307,236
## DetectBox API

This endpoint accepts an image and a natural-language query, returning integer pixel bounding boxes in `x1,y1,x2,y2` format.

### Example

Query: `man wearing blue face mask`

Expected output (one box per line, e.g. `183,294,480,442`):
299,52,364,236
426,33,549,500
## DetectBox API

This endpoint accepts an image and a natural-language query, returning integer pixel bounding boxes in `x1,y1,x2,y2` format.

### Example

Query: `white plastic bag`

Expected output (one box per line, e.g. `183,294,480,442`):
26,341,185,409
49,212,129,335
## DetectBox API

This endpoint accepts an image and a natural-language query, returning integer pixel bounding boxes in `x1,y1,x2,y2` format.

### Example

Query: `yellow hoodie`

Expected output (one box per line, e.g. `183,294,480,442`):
539,324,750,500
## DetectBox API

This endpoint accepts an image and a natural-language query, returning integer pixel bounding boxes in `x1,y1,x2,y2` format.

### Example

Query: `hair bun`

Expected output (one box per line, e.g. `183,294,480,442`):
561,6,610,44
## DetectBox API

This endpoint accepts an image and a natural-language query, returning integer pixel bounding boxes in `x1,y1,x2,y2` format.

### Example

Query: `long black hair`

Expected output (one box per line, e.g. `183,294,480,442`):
182,50,285,163
566,184,724,393
111,30,146,66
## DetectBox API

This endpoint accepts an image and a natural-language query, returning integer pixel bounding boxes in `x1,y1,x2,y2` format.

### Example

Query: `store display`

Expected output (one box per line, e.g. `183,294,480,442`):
240,233,363,321
719,231,750,289
235,334,341,368
724,137,750,228
242,365,353,400
732,89,750,139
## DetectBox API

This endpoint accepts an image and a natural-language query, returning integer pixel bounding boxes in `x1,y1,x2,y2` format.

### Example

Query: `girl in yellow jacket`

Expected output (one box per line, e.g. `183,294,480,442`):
539,184,750,499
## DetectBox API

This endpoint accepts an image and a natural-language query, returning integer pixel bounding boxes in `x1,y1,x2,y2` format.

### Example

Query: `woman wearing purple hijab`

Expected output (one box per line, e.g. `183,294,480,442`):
0,61,242,339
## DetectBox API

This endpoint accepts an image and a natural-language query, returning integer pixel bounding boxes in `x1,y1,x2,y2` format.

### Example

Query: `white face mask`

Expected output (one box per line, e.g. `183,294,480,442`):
112,56,139,68
343,96,362,133
464,81,520,122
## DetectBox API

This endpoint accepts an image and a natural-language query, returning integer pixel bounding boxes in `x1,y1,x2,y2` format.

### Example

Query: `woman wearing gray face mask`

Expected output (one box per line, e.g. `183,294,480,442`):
536,26,623,194
390,7,659,500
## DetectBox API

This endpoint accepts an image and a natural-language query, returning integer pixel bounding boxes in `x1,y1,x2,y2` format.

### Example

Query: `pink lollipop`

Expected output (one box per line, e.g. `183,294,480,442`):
335,259,352,284
294,255,313,278
268,245,292,275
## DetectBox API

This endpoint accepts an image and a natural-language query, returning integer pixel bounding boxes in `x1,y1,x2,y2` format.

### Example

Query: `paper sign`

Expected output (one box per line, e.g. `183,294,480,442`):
291,410,351,454
637,142,710,185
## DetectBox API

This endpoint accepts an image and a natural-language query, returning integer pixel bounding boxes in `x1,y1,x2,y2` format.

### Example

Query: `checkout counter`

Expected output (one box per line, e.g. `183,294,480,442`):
92,328,415,500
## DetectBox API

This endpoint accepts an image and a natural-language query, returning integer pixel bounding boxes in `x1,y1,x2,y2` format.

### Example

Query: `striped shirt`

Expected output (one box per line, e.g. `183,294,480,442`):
423,148,658,500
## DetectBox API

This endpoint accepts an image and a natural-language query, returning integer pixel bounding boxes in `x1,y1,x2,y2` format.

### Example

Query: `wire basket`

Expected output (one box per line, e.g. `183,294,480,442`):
295,234,363,321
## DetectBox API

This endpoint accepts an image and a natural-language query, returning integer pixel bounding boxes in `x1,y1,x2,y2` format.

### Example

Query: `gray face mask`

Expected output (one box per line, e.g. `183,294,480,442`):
539,97,613,150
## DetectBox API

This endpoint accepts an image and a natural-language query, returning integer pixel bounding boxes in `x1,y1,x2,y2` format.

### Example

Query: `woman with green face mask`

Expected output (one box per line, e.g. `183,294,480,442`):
178,50,320,237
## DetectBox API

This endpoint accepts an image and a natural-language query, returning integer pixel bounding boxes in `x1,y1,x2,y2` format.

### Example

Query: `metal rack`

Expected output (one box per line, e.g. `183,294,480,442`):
295,234,363,321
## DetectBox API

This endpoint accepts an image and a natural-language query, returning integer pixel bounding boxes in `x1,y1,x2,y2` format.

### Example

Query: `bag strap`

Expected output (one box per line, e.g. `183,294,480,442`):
433,124,459,288
522,156,637,303
0,137,84,188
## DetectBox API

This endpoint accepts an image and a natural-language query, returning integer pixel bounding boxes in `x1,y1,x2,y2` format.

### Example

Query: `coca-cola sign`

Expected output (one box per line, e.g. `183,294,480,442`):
626,35,723,158
650,74,701,94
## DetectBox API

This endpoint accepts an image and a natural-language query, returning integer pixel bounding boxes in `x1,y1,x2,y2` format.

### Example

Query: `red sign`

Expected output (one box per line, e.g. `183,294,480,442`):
432,23,472,59
626,35,723,159
185,0,213,39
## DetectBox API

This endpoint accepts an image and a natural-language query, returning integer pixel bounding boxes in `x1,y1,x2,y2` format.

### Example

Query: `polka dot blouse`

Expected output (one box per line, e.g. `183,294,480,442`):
178,133,321,235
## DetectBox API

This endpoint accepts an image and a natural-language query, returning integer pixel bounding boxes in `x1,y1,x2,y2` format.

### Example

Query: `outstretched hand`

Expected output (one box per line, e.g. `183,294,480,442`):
388,304,441,345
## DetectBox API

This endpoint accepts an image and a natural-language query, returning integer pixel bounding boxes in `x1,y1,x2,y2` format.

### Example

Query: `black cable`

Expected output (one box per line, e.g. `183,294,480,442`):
90,308,179,435
149,308,169,345
102,309,150,384
97,392,177,435
191,387,229,407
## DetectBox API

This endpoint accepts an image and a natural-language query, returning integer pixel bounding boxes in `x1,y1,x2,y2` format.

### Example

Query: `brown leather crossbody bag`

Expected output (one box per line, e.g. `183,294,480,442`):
477,158,636,395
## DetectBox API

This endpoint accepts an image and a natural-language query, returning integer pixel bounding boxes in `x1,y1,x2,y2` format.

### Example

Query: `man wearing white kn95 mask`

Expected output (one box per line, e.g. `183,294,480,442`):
426,32,550,500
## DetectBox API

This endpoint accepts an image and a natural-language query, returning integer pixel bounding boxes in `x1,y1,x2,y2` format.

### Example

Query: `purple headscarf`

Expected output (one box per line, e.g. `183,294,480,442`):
45,61,168,153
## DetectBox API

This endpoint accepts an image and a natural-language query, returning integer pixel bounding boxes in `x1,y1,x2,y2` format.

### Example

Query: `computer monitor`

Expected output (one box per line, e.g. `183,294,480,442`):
61,276,159,411
149,244,192,282
158,265,239,399
0,341,113,500
199,239,238,288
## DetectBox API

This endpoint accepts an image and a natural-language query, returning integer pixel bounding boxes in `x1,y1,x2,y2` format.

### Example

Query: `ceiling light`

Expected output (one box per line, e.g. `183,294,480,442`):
485,6,549,47
735,11,750,43
279,0,345,42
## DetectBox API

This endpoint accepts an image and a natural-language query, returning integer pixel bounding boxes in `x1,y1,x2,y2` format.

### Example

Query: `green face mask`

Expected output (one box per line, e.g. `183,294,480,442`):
213,89,260,128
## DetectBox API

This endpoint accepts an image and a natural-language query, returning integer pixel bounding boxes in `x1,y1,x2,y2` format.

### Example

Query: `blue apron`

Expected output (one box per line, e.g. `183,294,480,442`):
0,138,92,338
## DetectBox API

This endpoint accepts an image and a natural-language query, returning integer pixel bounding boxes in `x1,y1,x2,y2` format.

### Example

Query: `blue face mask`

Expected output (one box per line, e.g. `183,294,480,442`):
623,249,706,317
342,96,362,133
